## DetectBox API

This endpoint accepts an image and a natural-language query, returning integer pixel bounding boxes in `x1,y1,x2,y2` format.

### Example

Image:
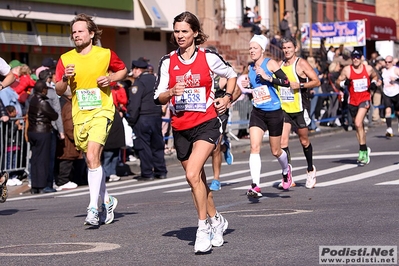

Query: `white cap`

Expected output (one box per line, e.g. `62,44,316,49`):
250,34,268,51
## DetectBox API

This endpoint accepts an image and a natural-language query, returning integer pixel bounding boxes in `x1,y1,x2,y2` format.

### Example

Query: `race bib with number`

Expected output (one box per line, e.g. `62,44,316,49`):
353,78,368,92
252,85,271,105
280,87,295,102
175,87,207,112
76,88,102,110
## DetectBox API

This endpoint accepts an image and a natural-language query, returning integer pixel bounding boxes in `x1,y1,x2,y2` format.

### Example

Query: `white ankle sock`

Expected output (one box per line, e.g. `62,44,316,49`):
210,211,221,226
198,219,209,229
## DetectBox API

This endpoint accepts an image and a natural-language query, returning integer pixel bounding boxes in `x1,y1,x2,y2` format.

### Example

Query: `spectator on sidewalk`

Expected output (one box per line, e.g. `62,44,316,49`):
37,68,65,192
242,6,261,35
55,88,80,191
8,60,22,92
0,56,15,202
127,58,167,181
0,57,15,202
327,46,335,64
14,64,35,111
279,11,292,38
35,57,56,77
319,38,328,74
111,81,128,116
4,105,24,186
0,98,10,202
308,57,323,131
27,80,58,194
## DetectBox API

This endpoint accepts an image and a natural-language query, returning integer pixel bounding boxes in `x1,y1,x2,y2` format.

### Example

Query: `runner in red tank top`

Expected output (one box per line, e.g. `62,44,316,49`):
336,50,378,166
154,11,238,254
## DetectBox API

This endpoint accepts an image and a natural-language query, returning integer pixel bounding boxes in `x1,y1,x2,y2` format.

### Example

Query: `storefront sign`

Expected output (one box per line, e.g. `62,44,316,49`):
301,20,366,49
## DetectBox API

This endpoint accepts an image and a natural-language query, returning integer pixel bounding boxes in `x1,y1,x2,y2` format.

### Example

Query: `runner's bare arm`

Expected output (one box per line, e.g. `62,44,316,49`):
298,58,321,89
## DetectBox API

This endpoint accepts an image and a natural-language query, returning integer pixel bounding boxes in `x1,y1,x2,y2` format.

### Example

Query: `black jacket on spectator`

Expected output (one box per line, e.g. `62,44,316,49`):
28,93,58,133
280,19,291,38
126,72,161,128
104,109,125,150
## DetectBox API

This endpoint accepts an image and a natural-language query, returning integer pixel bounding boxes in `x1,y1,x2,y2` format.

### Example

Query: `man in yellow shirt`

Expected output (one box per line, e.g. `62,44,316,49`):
55,13,127,226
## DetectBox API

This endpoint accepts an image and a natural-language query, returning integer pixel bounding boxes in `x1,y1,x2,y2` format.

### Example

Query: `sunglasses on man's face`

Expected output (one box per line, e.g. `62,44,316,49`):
351,55,361,59
386,61,393,63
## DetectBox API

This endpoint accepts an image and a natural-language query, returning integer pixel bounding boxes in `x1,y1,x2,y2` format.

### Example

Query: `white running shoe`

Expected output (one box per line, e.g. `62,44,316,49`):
109,174,121,182
56,181,78,191
194,222,212,253
386,127,393,137
101,196,118,224
7,177,22,186
211,213,228,247
305,165,317,189
84,207,99,226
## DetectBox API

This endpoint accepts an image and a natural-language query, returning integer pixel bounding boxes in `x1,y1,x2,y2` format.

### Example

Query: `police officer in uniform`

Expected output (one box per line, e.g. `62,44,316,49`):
126,58,167,181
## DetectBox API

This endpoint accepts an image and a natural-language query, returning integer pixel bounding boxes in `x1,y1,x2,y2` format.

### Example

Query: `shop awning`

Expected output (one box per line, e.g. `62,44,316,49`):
349,13,397,41
138,0,169,28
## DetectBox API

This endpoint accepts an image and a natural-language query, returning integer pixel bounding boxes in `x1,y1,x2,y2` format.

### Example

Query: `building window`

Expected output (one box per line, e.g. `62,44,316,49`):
1,20,32,32
363,0,375,5
36,23,69,35
144,31,161,41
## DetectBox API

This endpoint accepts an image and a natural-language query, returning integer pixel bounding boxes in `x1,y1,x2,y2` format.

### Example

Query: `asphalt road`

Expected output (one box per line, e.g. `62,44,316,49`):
1,124,399,266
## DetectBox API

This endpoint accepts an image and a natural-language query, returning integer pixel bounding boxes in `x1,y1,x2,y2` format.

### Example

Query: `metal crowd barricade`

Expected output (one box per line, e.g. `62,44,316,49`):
0,117,30,176
225,90,383,138
227,96,252,140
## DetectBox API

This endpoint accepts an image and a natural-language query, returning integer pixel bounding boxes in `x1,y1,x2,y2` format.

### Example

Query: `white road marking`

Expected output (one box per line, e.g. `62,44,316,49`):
232,164,357,190
316,164,399,187
375,179,399,185
222,208,313,217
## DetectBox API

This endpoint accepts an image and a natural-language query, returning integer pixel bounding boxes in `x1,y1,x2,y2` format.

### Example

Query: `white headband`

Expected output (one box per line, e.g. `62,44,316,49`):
250,34,268,50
